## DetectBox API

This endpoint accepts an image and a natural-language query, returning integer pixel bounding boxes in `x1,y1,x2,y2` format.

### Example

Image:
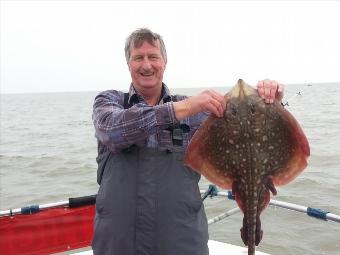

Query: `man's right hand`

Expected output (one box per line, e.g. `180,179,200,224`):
173,90,226,121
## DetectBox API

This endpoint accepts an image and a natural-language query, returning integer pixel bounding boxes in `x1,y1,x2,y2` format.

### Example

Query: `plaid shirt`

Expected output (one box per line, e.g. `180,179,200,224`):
92,83,208,154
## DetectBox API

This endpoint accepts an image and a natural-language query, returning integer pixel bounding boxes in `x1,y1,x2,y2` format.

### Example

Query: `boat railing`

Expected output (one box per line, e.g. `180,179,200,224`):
201,184,340,225
1,185,339,224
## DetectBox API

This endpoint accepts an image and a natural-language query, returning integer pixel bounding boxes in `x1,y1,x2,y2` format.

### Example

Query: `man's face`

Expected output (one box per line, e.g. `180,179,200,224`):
128,40,166,91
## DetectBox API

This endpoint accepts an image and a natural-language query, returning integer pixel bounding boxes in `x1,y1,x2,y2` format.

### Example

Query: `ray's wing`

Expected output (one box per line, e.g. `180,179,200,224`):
184,115,235,189
184,101,310,189
267,103,310,186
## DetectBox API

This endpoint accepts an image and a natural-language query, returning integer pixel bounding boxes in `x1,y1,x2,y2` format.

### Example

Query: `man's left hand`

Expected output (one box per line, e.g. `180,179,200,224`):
257,79,284,103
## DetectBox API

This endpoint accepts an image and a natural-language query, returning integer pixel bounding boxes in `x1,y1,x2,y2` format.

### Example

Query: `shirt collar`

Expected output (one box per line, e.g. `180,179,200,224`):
128,83,172,105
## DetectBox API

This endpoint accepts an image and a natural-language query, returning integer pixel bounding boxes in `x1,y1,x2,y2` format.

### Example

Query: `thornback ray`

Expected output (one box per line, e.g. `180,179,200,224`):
184,79,310,255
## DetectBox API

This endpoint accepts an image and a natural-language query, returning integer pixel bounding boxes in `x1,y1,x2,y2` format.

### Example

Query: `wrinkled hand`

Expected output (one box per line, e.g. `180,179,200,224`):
187,89,226,117
173,89,226,120
257,79,284,103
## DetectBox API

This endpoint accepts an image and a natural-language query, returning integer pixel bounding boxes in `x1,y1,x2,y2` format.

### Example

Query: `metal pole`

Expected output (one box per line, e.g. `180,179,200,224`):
0,200,69,217
200,189,340,224
208,207,241,225
0,194,96,217
270,199,340,223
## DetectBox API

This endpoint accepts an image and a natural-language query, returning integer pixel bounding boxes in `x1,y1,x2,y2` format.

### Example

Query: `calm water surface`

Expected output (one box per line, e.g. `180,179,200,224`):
1,83,340,254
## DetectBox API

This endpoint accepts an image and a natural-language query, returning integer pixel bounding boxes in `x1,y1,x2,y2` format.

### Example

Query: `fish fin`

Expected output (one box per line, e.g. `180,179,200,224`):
258,188,271,214
255,215,263,246
233,182,246,213
184,116,233,189
271,104,310,186
265,176,277,196
240,215,248,245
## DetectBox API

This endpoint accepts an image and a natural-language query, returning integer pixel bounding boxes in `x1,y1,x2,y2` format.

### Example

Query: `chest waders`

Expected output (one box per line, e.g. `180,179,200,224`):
92,95,209,255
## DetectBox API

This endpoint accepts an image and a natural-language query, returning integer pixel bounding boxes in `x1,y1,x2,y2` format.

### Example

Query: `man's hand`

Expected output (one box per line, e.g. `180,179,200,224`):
173,80,284,121
173,90,226,121
257,79,284,103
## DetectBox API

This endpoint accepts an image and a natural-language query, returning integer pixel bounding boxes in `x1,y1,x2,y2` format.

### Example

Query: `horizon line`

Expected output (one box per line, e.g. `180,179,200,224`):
1,81,339,95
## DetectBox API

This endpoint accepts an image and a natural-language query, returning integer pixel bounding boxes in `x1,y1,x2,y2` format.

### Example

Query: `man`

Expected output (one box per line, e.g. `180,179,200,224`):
92,28,283,255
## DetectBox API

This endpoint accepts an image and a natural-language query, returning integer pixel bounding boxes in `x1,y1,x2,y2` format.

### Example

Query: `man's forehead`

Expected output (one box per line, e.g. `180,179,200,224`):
131,40,161,51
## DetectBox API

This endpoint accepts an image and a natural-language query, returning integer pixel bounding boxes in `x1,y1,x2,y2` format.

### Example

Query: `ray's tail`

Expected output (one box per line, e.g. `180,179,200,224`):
240,190,264,255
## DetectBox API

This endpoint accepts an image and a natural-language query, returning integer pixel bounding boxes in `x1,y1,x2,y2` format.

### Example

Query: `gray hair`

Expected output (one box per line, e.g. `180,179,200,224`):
124,28,167,64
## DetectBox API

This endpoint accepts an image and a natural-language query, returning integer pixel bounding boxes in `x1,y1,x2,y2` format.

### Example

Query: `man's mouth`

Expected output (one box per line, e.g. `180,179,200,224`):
140,72,153,77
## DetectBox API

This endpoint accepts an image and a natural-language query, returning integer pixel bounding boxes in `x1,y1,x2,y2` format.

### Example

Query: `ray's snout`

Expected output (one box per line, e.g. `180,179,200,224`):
229,79,255,102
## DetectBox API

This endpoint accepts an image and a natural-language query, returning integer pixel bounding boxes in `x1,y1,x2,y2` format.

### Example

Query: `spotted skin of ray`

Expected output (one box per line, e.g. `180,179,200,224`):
184,79,310,255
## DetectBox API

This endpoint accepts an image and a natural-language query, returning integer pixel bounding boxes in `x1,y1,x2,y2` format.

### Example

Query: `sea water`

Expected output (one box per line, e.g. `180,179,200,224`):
1,83,340,255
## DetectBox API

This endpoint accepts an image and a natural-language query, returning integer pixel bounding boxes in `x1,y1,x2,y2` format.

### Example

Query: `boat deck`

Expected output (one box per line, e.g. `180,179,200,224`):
70,240,270,255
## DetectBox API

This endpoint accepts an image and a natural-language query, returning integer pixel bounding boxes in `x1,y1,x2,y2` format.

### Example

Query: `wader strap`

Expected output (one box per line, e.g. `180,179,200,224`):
166,124,190,146
124,93,178,108
123,93,133,109
165,95,188,146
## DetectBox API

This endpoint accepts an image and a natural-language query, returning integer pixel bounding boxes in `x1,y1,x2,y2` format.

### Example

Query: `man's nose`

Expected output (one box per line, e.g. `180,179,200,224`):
141,59,152,69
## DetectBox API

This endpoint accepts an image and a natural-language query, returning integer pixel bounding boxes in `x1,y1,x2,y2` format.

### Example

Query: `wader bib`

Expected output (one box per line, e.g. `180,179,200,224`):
92,146,209,255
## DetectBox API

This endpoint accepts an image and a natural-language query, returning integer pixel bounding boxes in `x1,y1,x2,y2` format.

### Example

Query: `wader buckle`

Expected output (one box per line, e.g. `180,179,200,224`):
167,124,190,146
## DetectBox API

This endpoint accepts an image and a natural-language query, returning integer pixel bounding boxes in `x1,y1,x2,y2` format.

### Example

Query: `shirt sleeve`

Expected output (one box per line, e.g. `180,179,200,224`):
92,90,178,153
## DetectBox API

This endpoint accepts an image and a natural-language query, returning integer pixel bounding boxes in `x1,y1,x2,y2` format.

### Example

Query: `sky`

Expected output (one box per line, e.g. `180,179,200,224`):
1,1,340,94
